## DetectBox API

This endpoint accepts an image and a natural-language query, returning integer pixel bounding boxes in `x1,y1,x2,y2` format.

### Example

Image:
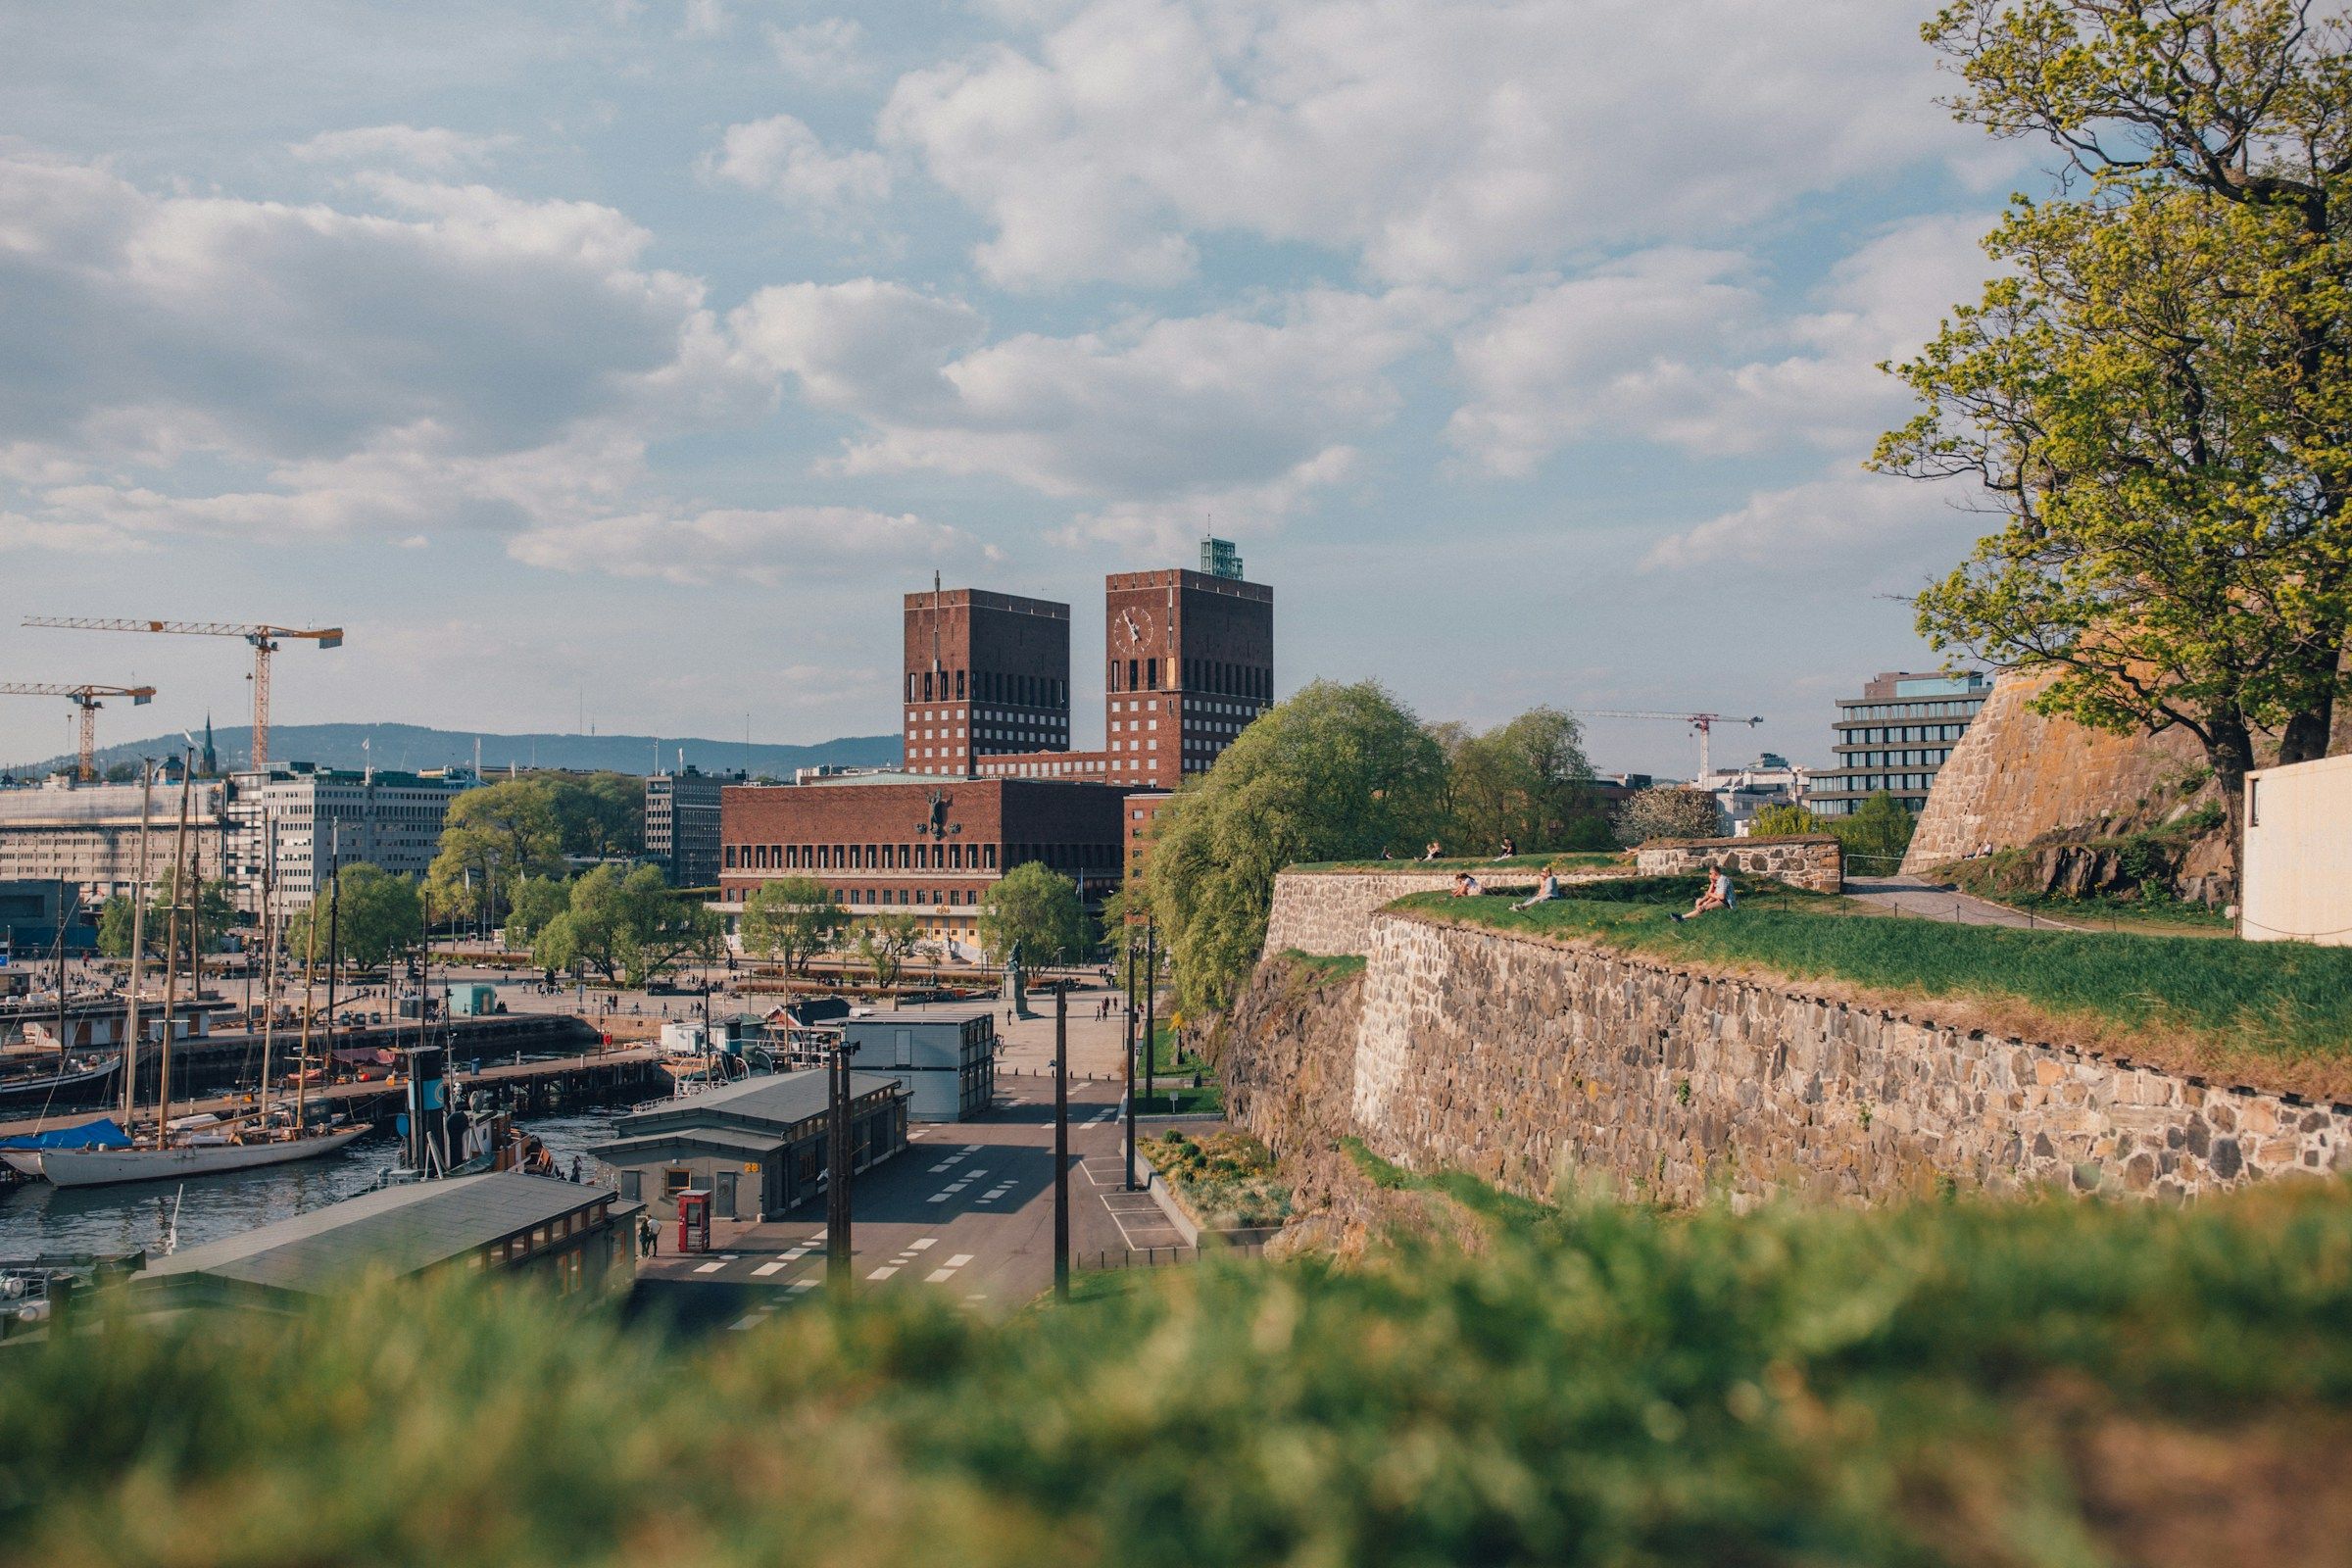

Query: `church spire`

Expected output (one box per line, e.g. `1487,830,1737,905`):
200,711,218,778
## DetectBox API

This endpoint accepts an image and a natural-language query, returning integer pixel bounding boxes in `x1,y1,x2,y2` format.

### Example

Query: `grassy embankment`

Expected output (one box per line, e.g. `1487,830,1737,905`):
1135,1016,1222,1114
1926,812,2234,937
1398,876,2352,1098
8,1177,2352,1566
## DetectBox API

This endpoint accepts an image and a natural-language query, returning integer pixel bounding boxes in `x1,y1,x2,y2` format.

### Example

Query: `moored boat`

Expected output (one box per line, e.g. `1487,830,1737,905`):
38,1123,371,1188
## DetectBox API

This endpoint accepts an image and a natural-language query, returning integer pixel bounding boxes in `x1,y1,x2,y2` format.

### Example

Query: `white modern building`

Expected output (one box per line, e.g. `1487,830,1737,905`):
224,765,479,917
2240,753,2352,947
0,773,232,903
1696,754,1813,837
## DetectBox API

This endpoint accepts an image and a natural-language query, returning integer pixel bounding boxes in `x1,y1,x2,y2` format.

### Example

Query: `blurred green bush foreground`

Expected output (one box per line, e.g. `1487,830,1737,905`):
6,1177,2352,1567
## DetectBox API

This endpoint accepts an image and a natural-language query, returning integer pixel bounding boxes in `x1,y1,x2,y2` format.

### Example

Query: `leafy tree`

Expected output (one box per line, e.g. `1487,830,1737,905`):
1877,0,2352,865
102,761,139,784
426,779,564,921
1444,707,1610,852
854,914,923,990
1828,793,1917,876
546,772,645,860
1149,680,1447,1015
1612,787,1724,846
284,863,423,971
739,877,849,976
1751,803,1830,837
503,874,573,947
104,866,235,964
533,863,718,988
976,861,1090,966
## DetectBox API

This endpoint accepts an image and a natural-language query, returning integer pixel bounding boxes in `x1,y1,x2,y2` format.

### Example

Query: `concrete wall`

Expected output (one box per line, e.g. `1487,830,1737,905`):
1224,914,2351,1209
2242,754,2352,947
1633,835,1841,894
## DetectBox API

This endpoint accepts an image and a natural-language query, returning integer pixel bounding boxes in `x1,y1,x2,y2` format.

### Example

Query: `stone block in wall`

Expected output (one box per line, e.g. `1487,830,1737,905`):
1635,835,1843,894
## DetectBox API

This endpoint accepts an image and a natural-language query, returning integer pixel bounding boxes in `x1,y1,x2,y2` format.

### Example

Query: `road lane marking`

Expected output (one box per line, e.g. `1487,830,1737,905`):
789,1280,817,1293
907,1238,937,1250
693,1260,727,1274
867,1265,900,1280
752,1261,784,1277
947,1254,973,1267
926,1267,957,1282
782,1247,809,1261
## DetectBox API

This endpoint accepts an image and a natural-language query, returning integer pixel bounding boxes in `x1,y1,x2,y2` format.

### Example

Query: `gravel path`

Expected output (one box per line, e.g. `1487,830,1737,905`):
1838,876,2087,931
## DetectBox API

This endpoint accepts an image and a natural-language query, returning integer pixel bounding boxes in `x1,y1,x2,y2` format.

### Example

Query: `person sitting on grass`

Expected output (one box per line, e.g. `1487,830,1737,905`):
1671,864,1736,923
1422,840,1444,860
1494,835,1518,861
1511,868,1559,910
1450,871,1485,898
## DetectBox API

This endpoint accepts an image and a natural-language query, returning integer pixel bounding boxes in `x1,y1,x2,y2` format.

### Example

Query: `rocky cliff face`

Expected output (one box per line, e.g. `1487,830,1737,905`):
1901,669,2230,890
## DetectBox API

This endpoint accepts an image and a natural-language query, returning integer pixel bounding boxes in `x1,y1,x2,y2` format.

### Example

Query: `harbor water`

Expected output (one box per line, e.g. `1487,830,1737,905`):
0,1102,630,1259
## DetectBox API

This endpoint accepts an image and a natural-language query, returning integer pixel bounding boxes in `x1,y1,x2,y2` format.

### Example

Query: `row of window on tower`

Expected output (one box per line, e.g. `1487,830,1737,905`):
1108,657,1270,696
906,669,1069,706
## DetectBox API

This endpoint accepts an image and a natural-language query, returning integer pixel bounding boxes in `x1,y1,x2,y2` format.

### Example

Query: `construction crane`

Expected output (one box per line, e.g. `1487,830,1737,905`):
21,618,341,771
1578,710,1763,781
0,682,156,781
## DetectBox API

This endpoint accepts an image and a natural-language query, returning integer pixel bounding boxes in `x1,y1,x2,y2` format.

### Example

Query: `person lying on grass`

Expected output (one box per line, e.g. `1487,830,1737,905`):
1672,864,1735,923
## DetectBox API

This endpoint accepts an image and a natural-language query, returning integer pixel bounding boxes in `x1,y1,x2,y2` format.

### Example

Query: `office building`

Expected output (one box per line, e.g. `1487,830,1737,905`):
645,766,738,888
1811,671,1993,816
224,765,478,916
0,775,232,905
840,1011,998,1120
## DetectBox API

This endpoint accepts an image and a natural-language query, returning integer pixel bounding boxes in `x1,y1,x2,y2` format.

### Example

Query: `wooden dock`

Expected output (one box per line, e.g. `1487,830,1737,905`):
0,1045,667,1141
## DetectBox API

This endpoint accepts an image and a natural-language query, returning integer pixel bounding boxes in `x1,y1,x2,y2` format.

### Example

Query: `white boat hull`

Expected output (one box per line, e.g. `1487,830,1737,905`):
38,1126,372,1189
2,1152,43,1177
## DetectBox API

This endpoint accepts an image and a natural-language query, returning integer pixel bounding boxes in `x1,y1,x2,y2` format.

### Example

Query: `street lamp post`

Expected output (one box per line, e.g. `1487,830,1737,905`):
826,1034,860,1299
1054,983,1069,1301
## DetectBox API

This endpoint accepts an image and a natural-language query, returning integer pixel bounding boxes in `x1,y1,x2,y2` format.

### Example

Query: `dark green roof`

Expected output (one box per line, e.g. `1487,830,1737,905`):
142,1172,611,1296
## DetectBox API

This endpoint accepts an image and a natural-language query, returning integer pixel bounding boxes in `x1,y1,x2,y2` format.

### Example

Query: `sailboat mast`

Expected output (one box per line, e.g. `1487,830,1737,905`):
50,875,68,1056
258,816,277,1133
155,753,194,1138
295,874,319,1135
122,760,152,1123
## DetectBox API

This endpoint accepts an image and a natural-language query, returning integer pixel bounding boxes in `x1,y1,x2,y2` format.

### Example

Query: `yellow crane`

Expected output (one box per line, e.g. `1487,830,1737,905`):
21,618,341,771
0,682,157,781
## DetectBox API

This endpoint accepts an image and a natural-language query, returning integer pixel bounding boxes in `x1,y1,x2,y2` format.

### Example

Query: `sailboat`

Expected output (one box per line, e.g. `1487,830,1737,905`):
38,772,368,1189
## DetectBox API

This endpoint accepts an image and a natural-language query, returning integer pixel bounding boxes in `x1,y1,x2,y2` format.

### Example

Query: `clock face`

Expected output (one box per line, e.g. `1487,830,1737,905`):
1118,606,1154,647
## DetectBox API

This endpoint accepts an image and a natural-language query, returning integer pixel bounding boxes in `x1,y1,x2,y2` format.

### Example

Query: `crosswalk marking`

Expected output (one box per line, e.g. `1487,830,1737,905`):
927,1267,957,1283
907,1238,937,1250
752,1261,784,1277
867,1265,899,1281
693,1260,726,1274
947,1254,973,1267
788,1280,817,1294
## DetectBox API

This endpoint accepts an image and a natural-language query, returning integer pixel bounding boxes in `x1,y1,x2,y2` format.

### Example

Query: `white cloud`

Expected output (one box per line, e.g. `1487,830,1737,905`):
1639,467,1972,574
1446,216,1999,475
879,0,1963,289
290,124,514,173
732,279,1444,507
507,504,992,587
704,115,892,213
770,19,867,80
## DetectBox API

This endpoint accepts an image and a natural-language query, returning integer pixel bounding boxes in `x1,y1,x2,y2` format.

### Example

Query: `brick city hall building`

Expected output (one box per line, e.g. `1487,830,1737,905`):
719,542,1273,950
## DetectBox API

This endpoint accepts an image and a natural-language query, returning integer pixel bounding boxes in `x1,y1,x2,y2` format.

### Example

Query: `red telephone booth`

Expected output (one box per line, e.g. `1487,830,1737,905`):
677,1190,711,1254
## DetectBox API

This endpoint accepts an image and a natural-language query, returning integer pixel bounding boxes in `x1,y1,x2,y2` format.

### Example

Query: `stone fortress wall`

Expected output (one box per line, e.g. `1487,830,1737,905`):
1231,871,2351,1209
1634,835,1841,894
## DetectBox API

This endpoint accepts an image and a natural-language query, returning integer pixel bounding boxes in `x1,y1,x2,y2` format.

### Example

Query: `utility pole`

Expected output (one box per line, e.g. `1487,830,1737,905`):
1121,929,1138,1191
827,1037,856,1299
323,823,341,1082
1054,983,1069,1300
1143,918,1158,1114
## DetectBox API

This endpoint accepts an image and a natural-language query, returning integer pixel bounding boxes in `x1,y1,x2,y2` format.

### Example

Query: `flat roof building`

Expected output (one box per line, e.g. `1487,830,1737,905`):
0,775,231,906
135,1171,639,1311
903,586,1072,779
719,773,1126,946
647,766,738,889
840,1011,998,1121
588,1067,908,1222
1811,671,1993,818
224,764,479,917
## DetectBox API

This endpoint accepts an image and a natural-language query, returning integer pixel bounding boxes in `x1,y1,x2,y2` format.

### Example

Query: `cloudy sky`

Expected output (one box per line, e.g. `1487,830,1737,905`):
0,0,2030,775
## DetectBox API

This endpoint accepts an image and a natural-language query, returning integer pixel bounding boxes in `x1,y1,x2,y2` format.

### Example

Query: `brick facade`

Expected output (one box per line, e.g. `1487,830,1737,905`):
902,587,1072,778
1103,568,1275,790
718,775,1125,944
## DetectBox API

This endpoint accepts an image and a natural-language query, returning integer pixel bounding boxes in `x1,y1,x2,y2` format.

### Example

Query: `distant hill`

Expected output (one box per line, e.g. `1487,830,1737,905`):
3,721,902,780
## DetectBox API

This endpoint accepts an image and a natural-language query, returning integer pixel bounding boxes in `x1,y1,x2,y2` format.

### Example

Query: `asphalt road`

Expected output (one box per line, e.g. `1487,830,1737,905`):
629,1079,1193,1331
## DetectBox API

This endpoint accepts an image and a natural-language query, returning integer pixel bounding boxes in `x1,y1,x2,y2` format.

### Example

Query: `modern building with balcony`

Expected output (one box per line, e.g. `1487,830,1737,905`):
1810,670,1993,817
